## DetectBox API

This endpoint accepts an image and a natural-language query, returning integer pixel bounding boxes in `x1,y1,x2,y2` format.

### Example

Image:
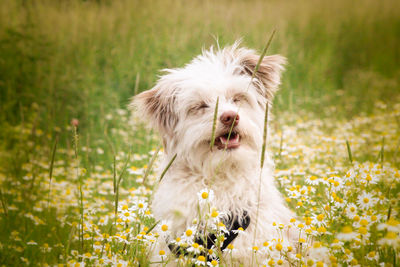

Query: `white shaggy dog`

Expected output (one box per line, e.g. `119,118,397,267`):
133,41,296,265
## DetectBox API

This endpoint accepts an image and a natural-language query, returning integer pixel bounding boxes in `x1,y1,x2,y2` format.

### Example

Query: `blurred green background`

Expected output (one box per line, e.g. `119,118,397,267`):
0,0,399,147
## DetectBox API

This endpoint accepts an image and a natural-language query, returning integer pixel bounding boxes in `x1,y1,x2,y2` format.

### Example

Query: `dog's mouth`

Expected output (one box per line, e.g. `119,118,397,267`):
214,131,240,150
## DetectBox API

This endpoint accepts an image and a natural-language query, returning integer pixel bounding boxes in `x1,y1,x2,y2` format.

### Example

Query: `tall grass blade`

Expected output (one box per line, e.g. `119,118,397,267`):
252,29,276,79
143,145,161,184
115,150,132,218
380,137,385,165
146,220,160,234
47,135,58,210
159,153,177,182
346,140,353,164
0,189,8,218
227,30,276,151
210,97,219,150
72,124,84,253
117,149,132,187
260,104,269,168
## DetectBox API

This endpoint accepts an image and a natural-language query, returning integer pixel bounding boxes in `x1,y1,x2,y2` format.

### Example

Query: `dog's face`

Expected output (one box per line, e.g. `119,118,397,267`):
133,42,285,170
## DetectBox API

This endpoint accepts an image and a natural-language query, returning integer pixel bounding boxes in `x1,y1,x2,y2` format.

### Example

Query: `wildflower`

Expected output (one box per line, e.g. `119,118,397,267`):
197,188,214,204
356,192,377,209
366,251,378,261
305,175,320,185
224,243,236,253
308,241,329,259
181,226,196,242
336,226,358,241
187,242,203,254
40,243,52,253
232,227,244,235
331,238,344,251
195,255,207,266
377,218,400,232
158,250,167,261
207,259,219,267
378,231,400,248
345,203,358,218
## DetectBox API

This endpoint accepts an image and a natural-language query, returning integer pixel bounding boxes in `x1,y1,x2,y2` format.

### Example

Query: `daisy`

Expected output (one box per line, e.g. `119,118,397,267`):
187,242,204,254
366,251,379,261
194,255,207,266
345,203,358,218
356,192,377,210
197,188,215,204
207,259,219,267
157,220,171,237
377,218,400,232
181,226,196,243
336,226,358,241
305,175,320,185
377,231,400,248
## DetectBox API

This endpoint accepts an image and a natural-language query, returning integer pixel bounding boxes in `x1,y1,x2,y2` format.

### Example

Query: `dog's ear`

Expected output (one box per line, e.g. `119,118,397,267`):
131,84,178,137
240,53,286,101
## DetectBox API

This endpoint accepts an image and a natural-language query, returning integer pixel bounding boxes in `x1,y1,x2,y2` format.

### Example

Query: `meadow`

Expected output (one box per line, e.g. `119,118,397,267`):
0,0,399,266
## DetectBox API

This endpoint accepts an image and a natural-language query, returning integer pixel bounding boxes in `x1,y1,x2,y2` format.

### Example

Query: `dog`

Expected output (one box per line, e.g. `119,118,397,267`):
133,41,296,265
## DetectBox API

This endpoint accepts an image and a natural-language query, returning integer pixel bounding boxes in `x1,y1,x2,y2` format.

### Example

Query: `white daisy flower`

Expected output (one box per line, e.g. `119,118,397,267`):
356,192,377,209
197,188,215,204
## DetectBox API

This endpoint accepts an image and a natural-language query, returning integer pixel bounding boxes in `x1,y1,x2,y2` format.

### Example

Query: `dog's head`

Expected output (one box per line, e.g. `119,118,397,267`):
132,41,285,170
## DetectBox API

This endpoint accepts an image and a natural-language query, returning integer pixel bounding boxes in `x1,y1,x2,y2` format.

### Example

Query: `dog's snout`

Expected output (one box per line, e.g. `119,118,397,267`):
220,111,239,126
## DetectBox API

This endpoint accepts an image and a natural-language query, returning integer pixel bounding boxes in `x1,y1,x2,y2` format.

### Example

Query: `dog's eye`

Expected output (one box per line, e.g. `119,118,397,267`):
233,94,247,104
188,102,209,115
198,103,209,109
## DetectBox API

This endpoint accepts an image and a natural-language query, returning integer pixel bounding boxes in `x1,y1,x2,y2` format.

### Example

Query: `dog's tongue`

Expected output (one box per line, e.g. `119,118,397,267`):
219,133,240,149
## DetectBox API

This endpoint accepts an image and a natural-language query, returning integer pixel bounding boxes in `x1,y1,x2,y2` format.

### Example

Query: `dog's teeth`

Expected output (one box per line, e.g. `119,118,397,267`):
219,136,227,144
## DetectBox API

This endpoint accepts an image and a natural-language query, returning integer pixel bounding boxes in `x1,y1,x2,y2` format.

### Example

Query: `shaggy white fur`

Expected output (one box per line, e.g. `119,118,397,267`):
133,41,296,265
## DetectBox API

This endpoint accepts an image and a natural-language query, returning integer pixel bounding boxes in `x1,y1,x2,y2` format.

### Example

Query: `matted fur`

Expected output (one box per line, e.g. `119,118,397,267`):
131,41,296,265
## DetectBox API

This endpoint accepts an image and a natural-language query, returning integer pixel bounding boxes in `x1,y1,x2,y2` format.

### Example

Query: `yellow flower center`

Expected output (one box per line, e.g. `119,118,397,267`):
342,226,353,233
201,192,209,199
358,227,368,235
211,210,219,218
386,231,397,239
185,229,193,236
161,224,168,231
387,219,400,226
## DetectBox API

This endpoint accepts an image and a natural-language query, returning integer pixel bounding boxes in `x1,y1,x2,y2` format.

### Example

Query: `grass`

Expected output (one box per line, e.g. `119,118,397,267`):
0,0,399,266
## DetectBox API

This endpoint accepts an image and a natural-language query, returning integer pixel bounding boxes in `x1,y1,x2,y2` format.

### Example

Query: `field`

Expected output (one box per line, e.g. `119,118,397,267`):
0,0,399,266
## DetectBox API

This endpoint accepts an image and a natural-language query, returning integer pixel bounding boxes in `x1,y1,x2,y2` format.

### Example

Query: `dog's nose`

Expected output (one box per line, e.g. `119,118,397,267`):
220,111,239,126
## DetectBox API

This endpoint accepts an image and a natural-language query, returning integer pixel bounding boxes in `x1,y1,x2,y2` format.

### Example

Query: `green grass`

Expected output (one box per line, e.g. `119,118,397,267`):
0,0,399,266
